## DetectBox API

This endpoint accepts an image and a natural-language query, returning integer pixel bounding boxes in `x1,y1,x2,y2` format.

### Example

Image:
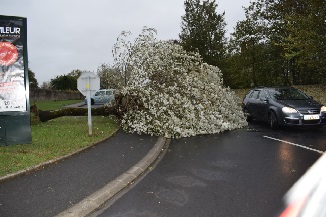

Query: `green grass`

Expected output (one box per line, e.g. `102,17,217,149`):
33,99,84,111
1,99,118,177
0,116,119,177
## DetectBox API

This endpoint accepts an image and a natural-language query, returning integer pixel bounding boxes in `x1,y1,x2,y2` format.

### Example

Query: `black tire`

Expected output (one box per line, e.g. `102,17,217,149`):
269,112,279,130
91,98,95,105
244,108,252,122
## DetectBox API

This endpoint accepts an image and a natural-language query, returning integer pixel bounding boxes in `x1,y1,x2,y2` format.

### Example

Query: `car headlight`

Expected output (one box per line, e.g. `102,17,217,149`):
282,107,298,113
321,106,326,113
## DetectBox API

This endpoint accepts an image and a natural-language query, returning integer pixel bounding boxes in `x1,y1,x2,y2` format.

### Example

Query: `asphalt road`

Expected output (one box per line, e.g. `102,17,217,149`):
0,130,158,217
96,123,325,217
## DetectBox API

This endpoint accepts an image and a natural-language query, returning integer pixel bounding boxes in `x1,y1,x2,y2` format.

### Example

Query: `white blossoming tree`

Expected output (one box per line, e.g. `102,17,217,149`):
113,27,247,138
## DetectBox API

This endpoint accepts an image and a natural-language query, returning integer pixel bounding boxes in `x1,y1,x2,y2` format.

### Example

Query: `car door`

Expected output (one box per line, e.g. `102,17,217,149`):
101,90,110,103
246,90,260,119
94,90,105,104
256,90,270,121
103,90,112,103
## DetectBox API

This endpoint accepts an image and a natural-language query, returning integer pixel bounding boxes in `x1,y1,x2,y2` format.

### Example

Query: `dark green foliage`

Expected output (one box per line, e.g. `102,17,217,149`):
179,0,227,67
28,68,39,89
50,75,77,90
38,106,119,122
225,0,326,88
67,69,83,79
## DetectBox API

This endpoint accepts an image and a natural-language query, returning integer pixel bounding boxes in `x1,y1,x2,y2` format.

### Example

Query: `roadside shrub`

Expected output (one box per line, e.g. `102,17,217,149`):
38,106,118,122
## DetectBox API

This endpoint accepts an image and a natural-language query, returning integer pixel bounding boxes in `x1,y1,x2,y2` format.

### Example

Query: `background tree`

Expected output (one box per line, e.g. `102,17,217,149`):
67,69,83,79
179,0,227,68
28,68,38,89
225,0,326,88
112,31,133,87
97,63,124,89
279,0,326,84
50,75,77,90
40,81,51,89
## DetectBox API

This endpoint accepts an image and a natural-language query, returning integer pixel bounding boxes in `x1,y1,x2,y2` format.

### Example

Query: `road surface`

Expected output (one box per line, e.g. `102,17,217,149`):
96,123,325,217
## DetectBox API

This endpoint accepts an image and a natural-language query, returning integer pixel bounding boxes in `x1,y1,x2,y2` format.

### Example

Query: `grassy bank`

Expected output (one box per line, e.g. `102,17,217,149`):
0,100,119,178
33,99,84,110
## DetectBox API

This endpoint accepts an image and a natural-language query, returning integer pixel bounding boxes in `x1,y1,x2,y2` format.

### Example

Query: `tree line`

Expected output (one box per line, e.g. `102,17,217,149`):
30,0,326,90
180,0,326,88
225,0,326,88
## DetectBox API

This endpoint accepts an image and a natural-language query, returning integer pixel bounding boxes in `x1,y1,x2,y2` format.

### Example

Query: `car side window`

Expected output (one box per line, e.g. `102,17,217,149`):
251,90,260,99
259,90,268,100
246,90,252,98
98,91,105,96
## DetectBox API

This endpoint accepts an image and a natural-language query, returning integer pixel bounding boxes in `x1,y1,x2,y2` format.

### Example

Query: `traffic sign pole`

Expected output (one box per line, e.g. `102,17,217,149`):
77,71,100,137
86,76,92,136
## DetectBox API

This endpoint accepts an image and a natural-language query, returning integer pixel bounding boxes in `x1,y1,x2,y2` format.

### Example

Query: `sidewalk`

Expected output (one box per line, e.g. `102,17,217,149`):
0,129,168,217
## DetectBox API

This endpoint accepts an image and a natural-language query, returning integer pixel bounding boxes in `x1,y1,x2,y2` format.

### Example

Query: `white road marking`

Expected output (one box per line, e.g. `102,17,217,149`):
263,136,325,154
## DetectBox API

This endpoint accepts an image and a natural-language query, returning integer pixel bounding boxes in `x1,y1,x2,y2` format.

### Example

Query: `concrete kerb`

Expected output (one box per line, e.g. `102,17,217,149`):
0,128,120,183
56,136,170,217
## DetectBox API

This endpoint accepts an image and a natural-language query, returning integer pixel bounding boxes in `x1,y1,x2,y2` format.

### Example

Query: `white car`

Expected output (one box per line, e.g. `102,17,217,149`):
84,89,115,105
278,153,326,217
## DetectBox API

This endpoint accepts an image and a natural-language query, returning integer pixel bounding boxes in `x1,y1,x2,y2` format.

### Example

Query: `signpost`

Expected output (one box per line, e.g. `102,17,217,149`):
77,71,100,136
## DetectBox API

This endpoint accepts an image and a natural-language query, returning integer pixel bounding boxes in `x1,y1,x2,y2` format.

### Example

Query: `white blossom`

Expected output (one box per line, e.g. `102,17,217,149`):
112,27,247,138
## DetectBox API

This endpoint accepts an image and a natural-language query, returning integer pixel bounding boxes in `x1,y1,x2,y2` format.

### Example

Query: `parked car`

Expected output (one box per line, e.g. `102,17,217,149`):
242,86,326,129
84,89,115,105
277,153,326,217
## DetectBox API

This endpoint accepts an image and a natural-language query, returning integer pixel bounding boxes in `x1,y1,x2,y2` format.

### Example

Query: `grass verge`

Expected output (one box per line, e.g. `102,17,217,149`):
33,100,84,110
0,115,119,177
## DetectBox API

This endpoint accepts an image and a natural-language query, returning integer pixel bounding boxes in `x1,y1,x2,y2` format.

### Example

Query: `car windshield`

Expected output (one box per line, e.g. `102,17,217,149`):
268,88,309,100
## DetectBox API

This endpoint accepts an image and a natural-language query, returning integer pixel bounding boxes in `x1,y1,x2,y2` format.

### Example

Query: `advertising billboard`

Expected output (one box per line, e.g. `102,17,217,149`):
0,16,27,112
0,15,31,146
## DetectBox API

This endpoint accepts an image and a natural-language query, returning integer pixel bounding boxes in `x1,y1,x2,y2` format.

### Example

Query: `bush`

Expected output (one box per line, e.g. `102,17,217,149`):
38,106,118,122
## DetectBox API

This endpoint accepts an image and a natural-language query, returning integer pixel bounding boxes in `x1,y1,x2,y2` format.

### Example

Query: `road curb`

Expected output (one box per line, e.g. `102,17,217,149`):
56,136,170,217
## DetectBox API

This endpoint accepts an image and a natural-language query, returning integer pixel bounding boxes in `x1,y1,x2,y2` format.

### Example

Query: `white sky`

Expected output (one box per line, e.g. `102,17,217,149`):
0,0,251,85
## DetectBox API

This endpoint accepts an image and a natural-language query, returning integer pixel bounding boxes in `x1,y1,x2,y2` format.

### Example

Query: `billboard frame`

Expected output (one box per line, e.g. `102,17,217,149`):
0,15,31,146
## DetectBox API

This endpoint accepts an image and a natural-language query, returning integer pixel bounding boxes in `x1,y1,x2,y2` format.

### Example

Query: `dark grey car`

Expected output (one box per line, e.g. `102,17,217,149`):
242,87,326,129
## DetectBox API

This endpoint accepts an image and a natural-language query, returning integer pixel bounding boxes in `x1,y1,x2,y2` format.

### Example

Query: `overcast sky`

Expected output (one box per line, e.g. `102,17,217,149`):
1,0,251,85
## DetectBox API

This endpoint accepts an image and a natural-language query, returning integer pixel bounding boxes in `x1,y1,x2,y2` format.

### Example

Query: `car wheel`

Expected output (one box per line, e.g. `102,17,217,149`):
269,112,279,130
91,98,95,105
244,108,252,122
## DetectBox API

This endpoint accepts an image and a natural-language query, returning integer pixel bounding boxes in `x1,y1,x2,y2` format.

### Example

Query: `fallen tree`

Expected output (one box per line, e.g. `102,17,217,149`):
112,27,247,138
